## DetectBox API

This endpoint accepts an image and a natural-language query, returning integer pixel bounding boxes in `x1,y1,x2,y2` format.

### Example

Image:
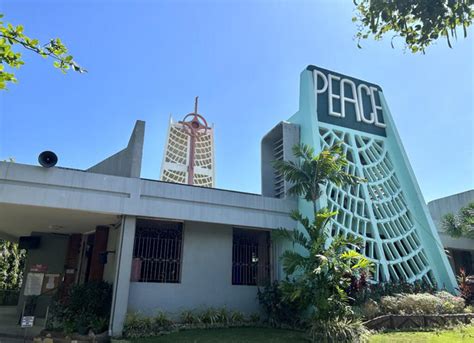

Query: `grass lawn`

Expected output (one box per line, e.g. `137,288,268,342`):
131,325,474,342
370,325,474,343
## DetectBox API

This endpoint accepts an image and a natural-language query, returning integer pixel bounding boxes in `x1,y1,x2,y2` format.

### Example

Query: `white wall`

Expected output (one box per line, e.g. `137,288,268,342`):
128,221,264,317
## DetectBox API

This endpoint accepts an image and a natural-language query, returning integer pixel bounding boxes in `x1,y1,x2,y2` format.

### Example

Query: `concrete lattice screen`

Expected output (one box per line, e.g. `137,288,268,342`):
319,126,435,285
161,118,214,187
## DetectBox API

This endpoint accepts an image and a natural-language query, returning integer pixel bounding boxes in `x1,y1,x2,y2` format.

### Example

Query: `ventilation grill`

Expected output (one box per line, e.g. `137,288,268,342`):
273,138,285,198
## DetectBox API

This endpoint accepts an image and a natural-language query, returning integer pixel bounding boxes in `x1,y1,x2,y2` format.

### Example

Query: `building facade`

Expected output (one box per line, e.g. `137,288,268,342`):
263,66,457,290
0,65,461,337
0,120,293,336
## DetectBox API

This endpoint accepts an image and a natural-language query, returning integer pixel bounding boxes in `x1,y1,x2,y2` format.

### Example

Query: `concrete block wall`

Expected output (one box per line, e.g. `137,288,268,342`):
127,221,268,317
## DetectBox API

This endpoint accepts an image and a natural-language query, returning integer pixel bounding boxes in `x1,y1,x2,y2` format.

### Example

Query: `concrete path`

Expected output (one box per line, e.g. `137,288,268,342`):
0,307,43,342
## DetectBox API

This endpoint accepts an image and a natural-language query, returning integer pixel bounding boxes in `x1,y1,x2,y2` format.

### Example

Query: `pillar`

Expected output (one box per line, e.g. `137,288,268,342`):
61,233,82,298
109,216,136,337
89,226,110,281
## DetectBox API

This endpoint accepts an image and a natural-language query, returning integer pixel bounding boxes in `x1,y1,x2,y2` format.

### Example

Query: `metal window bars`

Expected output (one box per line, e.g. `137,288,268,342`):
232,229,271,286
132,220,183,283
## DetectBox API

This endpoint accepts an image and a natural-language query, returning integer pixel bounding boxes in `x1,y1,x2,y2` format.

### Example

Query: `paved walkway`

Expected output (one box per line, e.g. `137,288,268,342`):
0,307,43,342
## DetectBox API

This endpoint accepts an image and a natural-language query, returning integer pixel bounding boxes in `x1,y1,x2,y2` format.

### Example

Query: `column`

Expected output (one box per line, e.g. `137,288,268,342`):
109,216,136,337
89,226,110,281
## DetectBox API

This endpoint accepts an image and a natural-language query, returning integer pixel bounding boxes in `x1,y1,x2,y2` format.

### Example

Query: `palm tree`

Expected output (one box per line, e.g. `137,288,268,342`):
272,141,372,330
442,202,474,240
273,143,366,213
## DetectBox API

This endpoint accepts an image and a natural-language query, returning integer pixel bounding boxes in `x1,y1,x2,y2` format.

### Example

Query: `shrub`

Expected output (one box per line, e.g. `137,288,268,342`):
457,269,474,304
248,313,261,323
199,308,221,326
257,281,301,327
216,308,230,325
379,296,400,314
125,306,253,337
309,318,371,343
464,305,474,313
0,289,20,306
398,293,440,314
377,292,467,315
46,281,112,335
123,311,173,338
437,291,465,314
348,272,370,305
123,312,153,338
180,310,200,324
357,299,381,320
349,279,437,306
153,311,173,331
229,310,245,324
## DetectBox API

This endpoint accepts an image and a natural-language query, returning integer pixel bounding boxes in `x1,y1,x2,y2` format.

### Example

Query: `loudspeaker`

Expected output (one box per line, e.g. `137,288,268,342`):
38,151,58,168
18,236,41,250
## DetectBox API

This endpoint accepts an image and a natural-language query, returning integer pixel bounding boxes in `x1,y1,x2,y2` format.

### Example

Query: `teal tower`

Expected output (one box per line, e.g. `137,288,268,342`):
264,66,457,291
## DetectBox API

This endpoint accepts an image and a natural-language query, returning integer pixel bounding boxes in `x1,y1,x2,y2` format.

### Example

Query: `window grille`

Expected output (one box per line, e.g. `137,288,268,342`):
232,228,270,286
133,219,183,283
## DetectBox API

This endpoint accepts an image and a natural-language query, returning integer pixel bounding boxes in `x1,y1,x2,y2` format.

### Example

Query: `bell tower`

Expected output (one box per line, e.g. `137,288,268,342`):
160,97,215,187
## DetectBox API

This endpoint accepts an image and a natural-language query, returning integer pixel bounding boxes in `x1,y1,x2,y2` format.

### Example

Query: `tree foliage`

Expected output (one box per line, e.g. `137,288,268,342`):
47,281,113,334
273,143,366,212
0,161,25,292
273,143,373,325
442,202,474,239
353,0,474,53
0,13,85,90
277,209,372,322
0,239,26,290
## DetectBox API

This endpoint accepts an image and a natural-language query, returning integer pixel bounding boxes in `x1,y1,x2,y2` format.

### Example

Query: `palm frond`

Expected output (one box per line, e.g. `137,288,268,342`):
287,182,309,198
352,258,373,270
442,213,462,237
290,210,311,232
314,209,338,229
292,143,314,161
340,250,363,260
273,228,296,241
281,250,307,275
274,228,309,249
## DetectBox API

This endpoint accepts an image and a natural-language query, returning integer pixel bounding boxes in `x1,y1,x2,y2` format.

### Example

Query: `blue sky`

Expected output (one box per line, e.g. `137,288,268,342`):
0,0,472,202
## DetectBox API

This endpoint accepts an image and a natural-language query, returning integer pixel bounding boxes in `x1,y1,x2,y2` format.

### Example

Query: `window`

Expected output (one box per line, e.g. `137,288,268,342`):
132,219,183,283
232,228,270,286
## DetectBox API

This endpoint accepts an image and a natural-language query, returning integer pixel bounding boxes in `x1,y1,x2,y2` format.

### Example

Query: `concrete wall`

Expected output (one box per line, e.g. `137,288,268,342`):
87,120,145,178
261,121,300,198
128,221,265,317
17,233,69,317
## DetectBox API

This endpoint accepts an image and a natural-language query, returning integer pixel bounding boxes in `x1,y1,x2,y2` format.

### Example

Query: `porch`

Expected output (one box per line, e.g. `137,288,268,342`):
0,161,296,337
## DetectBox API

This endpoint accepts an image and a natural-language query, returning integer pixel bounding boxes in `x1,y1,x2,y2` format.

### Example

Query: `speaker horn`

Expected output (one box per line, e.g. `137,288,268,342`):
38,151,58,168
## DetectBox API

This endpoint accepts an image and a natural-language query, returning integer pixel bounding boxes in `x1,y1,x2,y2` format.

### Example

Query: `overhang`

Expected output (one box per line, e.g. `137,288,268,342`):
0,161,296,240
